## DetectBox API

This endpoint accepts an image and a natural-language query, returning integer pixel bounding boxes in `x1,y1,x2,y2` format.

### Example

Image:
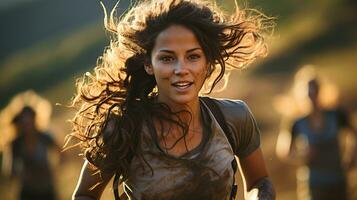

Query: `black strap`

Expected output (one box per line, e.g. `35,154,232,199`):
230,159,238,199
113,173,121,200
201,97,237,151
201,96,238,200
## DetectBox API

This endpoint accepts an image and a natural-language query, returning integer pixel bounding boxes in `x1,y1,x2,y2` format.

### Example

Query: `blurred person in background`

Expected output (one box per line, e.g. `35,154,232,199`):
1,91,62,200
275,66,357,200
68,0,275,200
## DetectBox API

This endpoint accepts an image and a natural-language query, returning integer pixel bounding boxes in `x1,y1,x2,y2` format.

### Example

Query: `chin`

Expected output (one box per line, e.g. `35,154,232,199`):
165,93,199,106
172,97,195,105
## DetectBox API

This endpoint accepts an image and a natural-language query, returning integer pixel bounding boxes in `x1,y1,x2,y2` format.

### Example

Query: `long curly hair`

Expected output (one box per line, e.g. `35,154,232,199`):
67,0,271,180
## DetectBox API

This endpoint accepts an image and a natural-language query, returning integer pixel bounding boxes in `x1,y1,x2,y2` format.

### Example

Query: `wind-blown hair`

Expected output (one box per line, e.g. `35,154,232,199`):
67,0,270,179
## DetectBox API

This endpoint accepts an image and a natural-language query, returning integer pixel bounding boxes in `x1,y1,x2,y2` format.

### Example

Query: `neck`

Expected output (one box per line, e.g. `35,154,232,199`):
158,97,202,132
25,128,37,135
311,101,321,113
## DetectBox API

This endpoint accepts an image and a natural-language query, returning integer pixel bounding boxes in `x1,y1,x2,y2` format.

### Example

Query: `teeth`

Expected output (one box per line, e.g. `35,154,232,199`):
173,82,192,88
176,83,190,86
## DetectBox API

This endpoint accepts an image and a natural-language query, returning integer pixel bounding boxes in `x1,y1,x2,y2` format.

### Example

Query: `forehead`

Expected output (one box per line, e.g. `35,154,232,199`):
152,24,201,52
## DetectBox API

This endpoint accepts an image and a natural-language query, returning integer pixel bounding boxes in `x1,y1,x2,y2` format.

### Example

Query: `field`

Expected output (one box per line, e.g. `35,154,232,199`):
0,0,356,199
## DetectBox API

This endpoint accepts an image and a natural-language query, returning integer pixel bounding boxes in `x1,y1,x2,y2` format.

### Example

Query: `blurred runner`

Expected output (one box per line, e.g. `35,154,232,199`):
1,91,62,200
275,66,357,200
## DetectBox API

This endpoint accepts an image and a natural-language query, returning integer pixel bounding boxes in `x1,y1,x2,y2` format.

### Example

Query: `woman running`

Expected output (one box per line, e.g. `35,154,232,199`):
69,0,275,199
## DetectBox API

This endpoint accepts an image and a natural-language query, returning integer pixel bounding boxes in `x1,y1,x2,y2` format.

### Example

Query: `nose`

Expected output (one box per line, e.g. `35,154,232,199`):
174,59,189,75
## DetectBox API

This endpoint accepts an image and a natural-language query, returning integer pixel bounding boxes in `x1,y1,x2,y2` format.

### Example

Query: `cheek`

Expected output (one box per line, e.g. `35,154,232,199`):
152,63,171,78
194,62,208,80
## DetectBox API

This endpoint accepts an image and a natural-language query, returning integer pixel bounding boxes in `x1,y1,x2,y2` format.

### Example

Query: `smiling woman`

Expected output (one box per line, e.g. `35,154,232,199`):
67,0,275,200
146,25,208,109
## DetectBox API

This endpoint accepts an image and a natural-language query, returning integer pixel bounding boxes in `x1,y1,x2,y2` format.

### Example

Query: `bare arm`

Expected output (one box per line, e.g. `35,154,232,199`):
72,160,113,200
275,128,291,159
275,122,309,165
275,128,297,163
344,116,357,169
2,145,15,178
239,148,275,200
335,109,357,170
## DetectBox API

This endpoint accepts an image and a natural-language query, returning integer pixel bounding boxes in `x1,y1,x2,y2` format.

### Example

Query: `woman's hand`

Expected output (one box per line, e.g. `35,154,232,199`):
246,188,259,200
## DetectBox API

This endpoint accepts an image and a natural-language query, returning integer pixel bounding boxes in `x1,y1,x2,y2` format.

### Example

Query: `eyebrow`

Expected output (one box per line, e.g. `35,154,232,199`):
158,48,202,54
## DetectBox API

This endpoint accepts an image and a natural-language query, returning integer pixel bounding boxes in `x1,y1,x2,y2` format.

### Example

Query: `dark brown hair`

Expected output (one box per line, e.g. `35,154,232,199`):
67,0,270,180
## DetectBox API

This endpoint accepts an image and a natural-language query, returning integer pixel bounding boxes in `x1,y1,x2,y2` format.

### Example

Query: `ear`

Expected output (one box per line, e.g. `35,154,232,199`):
144,63,154,75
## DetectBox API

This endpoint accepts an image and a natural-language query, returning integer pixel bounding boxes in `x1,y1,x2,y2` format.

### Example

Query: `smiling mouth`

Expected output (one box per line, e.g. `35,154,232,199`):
171,81,193,89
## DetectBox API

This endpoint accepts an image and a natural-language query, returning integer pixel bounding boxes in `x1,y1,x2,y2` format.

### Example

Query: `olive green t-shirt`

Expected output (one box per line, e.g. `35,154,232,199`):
124,98,261,200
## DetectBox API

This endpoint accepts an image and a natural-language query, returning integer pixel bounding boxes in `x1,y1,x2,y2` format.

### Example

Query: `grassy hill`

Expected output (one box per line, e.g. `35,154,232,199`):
0,0,357,199
0,0,123,60
0,0,127,108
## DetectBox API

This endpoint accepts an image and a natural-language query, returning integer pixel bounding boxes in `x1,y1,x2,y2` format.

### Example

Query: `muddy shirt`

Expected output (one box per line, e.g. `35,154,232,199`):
124,98,261,200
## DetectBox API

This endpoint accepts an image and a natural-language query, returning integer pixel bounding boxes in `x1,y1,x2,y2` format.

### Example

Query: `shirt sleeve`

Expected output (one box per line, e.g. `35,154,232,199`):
214,99,261,158
40,132,56,147
336,108,350,128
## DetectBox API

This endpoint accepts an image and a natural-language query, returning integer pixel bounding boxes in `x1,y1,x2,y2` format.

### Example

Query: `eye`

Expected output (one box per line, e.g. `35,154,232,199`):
188,54,201,61
158,55,175,63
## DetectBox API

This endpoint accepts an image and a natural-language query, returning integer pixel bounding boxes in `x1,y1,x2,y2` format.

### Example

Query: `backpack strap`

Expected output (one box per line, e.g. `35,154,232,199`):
201,97,237,151
113,173,121,200
201,96,238,200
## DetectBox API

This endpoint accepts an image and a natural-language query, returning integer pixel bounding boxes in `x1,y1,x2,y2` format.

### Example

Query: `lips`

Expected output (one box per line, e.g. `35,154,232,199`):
171,81,193,90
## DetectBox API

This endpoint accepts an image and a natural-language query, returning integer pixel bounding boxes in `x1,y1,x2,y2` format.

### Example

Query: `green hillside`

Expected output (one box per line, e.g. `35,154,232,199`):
1,0,357,199
0,0,127,108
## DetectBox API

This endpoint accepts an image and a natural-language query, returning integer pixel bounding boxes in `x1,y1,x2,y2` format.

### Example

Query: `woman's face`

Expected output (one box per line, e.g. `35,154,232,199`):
147,24,208,106
308,80,319,104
